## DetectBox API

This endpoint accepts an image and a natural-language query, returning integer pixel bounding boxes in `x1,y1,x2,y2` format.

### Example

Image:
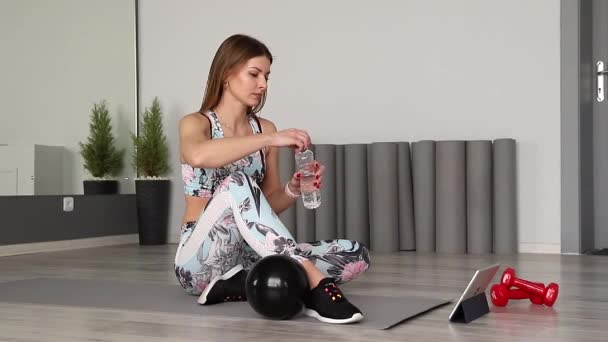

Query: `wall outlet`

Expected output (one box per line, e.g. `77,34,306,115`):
63,197,74,212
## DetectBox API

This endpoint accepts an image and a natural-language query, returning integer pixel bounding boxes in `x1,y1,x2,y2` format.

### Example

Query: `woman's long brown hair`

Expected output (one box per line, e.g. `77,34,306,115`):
199,34,273,116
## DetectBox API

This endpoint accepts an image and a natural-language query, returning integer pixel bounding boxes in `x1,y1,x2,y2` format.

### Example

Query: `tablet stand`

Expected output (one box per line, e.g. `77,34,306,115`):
448,292,490,323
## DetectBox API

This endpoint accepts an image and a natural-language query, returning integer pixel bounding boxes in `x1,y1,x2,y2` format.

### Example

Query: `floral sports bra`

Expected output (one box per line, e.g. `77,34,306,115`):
181,111,266,198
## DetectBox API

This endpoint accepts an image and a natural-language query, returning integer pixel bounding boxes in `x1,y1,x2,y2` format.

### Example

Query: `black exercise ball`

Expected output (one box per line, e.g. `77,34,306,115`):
245,254,309,320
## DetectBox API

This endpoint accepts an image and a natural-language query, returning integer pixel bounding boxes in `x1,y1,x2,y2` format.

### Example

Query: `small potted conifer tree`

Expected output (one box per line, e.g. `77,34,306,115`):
131,97,171,245
79,100,125,195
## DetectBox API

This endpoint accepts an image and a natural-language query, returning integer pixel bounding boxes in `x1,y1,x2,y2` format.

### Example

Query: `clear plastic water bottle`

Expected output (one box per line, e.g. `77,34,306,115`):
295,149,321,209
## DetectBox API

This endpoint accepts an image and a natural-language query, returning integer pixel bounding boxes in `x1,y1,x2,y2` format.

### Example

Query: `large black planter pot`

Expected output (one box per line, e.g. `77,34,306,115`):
83,180,119,195
135,179,170,245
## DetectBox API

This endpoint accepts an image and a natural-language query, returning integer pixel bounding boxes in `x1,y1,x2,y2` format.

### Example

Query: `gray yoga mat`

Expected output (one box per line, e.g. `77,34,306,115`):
412,141,436,252
435,141,467,254
466,141,493,254
314,144,337,241
344,144,370,247
0,278,451,330
493,139,517,254
278,147,297,238
369,142,399,252
398,142,416,251
335,145,346,239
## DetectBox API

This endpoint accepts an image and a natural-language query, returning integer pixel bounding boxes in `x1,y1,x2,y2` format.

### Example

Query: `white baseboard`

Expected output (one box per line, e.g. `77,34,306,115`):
0,234,139,257
518,242,561,254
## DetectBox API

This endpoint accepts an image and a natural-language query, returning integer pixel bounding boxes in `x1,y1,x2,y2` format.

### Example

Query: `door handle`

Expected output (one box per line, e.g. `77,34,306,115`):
598,61,605,102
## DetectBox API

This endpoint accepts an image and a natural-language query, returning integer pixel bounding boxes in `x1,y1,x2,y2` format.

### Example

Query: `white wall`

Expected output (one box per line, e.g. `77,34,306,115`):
0,0,137,194
139,0,561,253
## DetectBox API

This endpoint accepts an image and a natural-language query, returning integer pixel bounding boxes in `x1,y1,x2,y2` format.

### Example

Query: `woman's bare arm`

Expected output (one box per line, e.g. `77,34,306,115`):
259,118,298,214
179,114,273,168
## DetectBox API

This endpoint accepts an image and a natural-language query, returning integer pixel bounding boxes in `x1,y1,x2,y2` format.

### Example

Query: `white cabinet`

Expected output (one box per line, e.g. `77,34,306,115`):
0,144,64,195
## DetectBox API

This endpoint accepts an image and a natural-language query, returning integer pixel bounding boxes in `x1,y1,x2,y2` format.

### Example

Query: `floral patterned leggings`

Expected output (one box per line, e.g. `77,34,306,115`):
174,171,370,295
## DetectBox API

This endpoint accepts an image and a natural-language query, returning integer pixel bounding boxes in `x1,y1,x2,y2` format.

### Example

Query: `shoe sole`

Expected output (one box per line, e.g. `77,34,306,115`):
197,264,244,305
303,308,364,324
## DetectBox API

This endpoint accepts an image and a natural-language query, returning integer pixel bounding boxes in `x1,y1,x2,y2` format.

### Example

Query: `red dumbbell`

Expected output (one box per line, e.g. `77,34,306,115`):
500,268,559,307
490,284,544,306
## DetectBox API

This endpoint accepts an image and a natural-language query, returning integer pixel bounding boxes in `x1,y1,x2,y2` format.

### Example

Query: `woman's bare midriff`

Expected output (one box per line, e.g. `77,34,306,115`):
182,195,211,224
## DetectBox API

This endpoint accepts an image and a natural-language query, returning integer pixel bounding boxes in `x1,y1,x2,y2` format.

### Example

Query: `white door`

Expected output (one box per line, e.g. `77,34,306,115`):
0,169,18,195
0,145,35,195
591,0,608,249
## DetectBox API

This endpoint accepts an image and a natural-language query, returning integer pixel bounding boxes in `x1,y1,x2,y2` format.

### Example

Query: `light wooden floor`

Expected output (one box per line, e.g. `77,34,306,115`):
0,244,607,342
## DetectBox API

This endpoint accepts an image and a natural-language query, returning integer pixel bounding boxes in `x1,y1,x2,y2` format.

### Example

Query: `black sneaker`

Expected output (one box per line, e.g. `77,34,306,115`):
303,277,364,324
197,264,248,305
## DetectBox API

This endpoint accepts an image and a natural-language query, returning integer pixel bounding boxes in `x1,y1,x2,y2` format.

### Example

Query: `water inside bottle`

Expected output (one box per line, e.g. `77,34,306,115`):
299,161,321,209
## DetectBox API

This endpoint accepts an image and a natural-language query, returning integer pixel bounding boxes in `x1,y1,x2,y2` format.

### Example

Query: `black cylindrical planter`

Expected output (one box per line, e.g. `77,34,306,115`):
135,179,170,245
83,180,119,195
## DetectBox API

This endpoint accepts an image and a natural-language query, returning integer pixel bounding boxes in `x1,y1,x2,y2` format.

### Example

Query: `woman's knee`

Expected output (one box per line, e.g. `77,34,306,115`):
226,170,254,183
215,171,258,194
